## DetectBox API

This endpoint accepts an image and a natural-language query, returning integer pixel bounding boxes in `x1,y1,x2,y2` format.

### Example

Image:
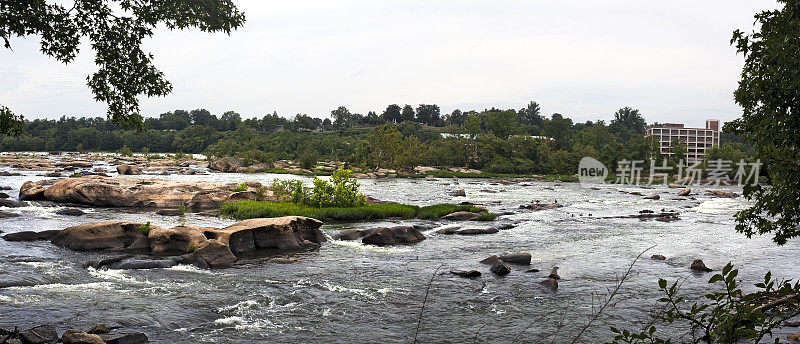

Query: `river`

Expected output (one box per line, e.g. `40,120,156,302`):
1,160,797,343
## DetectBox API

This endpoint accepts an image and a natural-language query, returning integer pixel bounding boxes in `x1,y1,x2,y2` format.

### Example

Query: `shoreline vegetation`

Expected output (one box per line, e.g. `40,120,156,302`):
219,201,496,222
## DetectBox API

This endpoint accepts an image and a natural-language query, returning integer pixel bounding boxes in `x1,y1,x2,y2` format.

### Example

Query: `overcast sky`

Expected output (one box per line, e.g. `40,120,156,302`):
0,1,780,127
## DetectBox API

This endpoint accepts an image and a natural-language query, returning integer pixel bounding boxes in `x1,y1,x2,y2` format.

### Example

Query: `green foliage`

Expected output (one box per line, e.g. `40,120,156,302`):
270,179,307,204
609,263,800,344
219,201,418,221
307,168,367,208
232,182,247,192
0,0,245,131
139,221,151,235
416,204,483,219
74,172,83,178
728,0,800,245
186,243,196,253
0,105,24,136
298,147,318,170
177,204,186,216
117,145,133,157
239,149,274,166
141,146,150,160
475,212,497,221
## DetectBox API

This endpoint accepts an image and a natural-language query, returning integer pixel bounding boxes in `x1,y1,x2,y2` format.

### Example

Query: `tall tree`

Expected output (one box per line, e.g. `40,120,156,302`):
729,0,800,244
609,107,647,142
517,101,544,128
415,104,440,126
331,106,352,128
0,0,245,133
401,105,415,122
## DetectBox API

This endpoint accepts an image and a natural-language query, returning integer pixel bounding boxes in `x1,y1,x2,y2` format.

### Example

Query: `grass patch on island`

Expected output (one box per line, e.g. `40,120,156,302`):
219,201,419,221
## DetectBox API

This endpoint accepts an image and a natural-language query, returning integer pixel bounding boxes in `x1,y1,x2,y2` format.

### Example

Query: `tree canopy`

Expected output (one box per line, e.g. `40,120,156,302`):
729,0,800,245
0,0,245,134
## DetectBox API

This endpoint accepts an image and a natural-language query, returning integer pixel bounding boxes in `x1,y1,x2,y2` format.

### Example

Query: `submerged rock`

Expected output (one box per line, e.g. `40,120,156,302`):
455,227,498,235
0,211,20,218
490,260,511,276
548,267,561,280
3,230,60,242
498,253,531,265
208,157,244,173
148,225,210,255
61,329,105,344
192,239,237,268
678,187,691,196
651,254,667,260
643,194,660,200
20,324,58,344
450,269,481,278
361,226,425,246
540,278,559,291
450,189,466,197
0,199,24,207
86,324,110,335
97,332,148,344
705,190,738,198
519,203,563,211
56,208,85,216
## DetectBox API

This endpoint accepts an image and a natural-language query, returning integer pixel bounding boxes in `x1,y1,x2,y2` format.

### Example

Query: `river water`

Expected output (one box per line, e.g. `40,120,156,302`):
0,161,798,343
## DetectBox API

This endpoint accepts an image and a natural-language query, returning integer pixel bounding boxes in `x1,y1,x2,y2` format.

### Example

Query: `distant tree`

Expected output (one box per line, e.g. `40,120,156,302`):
0,0,245,132
159,110,191,131
445,109,466,126
368,125,402,169
0,106,24,136
322,118,332,131
364,111,381,125
190,109,217,127
667,139,687,167
382,104,402,123
401,105,416,122
218,111,242,131
482,109,521,139
415,104,440,126
543,113,573,150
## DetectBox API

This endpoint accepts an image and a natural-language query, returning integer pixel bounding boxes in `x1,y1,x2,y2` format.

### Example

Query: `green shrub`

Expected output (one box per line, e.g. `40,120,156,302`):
238,149,274,166
416,203,482,219
298,149,318,170
187,243,196,253
232,182,247,192
139,221,151,235
177,204,186,216
117,145,133,157
271,179,307,203
476,212,497,221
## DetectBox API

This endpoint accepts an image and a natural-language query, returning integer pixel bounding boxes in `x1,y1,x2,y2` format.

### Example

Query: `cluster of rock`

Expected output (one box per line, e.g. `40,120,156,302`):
332,225,427,245
3,216,325,269
519,203,563,211
18,176,266,211
0,323,146,344
449,252,560,291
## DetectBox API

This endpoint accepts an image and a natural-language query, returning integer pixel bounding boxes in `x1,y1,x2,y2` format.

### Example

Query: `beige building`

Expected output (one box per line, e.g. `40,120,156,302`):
645,120,720,163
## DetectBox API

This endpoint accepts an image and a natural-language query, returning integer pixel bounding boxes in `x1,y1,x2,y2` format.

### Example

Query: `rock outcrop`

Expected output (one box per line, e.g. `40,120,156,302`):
40,176,236,210
690,259,713,272
520,203,563,211
705,190,739,198
51,222,152,251
47,217,325,269
208,157,243,172
678,187,691,196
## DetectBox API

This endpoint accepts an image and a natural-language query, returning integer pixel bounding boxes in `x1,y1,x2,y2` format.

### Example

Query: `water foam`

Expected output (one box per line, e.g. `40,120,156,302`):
330,239,412,253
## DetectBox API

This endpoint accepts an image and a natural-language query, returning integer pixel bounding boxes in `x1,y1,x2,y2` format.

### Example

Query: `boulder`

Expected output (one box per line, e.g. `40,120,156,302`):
97,332,148,344
644,194,660,200
56,208,85,216
678,187,691,196
0,192,8,198
361,226,426,246
498,253,531,265
441,211,479,221
450,270,481,278
540,278,559,291
41,176,234,210
651,254,667,261
192,239,237,268
61,330,104,344
0,211,20,218
116,164,142,175
332,229,371,240
208,157,243,173
0,199,24,207
690,259,712,272
20,325,58,344
86,324,110,335
51,221,153,251
450,189,466,197
210,217,325,253
455,227,498,235
494,223,516,230
55,160,93,168
490,260,511,276
480,255,500,265
148,225,211,255
3,230,60,242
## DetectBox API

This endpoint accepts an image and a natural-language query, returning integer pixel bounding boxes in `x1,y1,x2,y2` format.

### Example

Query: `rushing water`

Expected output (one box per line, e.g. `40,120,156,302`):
1,162,798,343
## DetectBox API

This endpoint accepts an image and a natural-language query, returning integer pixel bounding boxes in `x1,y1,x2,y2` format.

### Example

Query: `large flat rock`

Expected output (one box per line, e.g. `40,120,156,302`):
41,175,235,210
